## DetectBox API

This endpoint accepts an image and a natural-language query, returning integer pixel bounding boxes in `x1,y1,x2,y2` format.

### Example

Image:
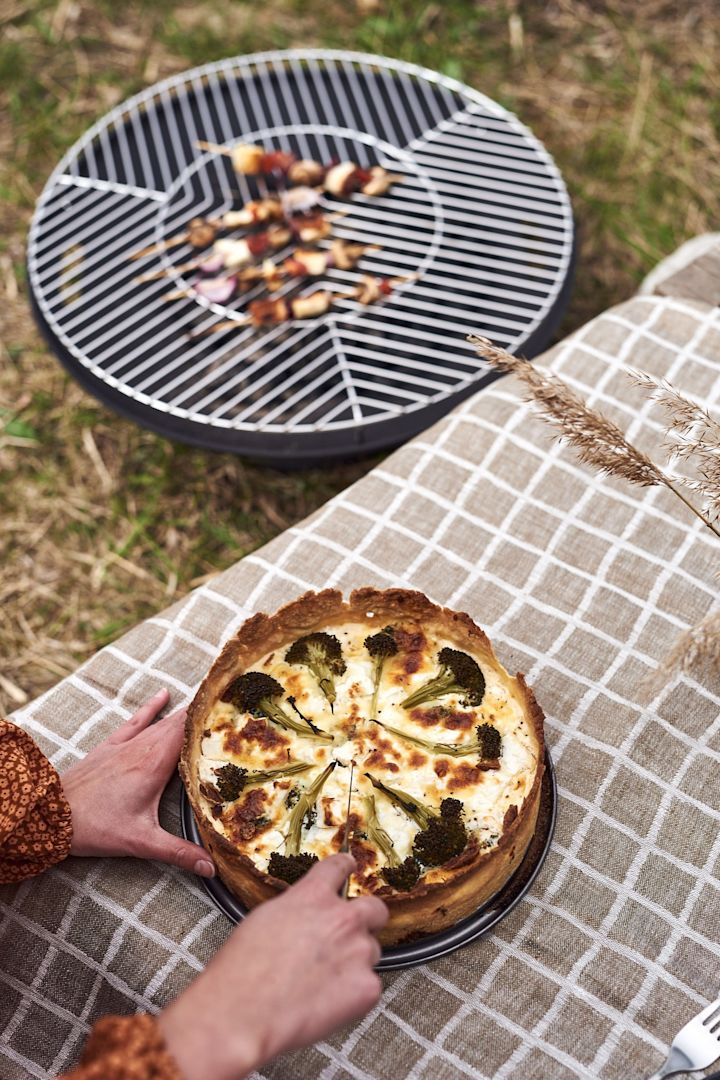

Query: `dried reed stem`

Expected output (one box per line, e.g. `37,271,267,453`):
653,609,720,690
629,371,720,521
469,335,720,539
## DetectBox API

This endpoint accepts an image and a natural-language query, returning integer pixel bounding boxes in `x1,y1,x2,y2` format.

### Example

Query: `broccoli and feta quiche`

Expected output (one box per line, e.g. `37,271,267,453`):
180,588,545,946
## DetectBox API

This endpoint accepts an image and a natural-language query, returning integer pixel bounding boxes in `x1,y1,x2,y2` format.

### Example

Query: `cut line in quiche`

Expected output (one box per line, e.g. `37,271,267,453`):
180,588,545,946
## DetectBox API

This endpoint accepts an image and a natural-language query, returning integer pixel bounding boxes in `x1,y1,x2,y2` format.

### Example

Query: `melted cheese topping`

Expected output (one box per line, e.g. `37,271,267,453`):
197,620,540,895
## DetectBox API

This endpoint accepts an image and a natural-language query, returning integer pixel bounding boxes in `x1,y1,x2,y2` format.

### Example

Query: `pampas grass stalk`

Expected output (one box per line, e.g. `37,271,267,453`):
629,371,720,521
469,334,720,539
654,609,720,688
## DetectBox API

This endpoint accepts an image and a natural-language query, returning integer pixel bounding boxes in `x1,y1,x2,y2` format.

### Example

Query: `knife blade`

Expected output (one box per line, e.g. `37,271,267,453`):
340,760,355,898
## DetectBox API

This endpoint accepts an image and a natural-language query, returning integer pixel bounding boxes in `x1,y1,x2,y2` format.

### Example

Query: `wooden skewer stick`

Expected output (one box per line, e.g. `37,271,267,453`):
189,318,244,336
333,272,419,300
164,288,198,302
135,261,204,283
195,139,233,157
129,233,200,261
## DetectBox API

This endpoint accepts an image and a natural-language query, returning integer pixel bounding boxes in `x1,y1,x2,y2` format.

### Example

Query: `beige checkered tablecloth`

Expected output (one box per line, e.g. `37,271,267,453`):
3,294,720,1080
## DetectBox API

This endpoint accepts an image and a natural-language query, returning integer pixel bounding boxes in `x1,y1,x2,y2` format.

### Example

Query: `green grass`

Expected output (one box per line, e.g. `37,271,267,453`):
2,0,719,709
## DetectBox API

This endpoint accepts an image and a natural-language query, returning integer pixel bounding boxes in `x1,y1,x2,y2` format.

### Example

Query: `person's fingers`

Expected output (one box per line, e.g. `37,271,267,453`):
299,853,356,894
139,826,215,878
363,933,383,969
348,895,389,933
106,689,170,745
143,708,188,776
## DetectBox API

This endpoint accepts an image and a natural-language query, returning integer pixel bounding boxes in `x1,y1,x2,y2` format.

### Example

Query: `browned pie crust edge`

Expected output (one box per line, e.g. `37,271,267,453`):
180,588,545,946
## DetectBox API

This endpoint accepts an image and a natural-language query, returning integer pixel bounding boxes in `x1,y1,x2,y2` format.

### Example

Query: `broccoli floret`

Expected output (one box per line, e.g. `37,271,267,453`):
399,648,485,710
285,762,336,854
366,773,467,867
412,799,466,866
214,763,247,802
213,760,312,803
285,633,346,711
364,626,398,720
364,793,422,891
476,723,502,760
381,856,422,892
222,671,332,741
268,852,318,884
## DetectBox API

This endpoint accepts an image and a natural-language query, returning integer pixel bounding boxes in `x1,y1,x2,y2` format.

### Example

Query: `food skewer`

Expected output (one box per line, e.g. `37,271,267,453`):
136,230,371,287
129,199,287,261
129,201,345,262
188,273,417,334
195,140,296,177
195,139,404,196
135,224,295,282
161,241,382,303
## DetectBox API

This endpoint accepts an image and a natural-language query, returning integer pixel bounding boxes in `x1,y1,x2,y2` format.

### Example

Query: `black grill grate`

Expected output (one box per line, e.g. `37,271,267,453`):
28,50,574,465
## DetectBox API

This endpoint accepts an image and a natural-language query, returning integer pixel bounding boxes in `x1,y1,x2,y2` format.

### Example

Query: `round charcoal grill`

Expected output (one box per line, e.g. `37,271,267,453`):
28,49,575,467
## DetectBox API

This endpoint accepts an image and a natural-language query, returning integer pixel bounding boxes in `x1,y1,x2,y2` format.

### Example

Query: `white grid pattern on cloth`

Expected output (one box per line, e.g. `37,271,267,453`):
2,293,720,1080
235,297,720,1080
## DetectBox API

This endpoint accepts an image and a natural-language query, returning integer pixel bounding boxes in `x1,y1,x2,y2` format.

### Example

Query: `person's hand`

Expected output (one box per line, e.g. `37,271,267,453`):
61,688,214,878
157,853,388,1080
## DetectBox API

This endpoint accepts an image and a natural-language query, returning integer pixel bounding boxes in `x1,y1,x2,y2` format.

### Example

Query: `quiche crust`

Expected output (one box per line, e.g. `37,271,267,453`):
180,588,545,946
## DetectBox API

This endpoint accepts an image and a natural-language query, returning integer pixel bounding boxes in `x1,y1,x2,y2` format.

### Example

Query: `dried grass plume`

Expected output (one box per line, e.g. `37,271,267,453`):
644,609,720,697
630,370,720,522
469,334,720,540
469,334,665,486
469,333,720,692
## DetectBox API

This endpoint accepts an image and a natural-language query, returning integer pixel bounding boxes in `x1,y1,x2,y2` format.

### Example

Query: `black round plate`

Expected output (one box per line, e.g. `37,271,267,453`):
181,748,556,971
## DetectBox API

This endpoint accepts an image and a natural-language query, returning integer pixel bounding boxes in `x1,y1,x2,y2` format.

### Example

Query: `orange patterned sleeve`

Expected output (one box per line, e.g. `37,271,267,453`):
0,717,73,884
59,1014,182,1080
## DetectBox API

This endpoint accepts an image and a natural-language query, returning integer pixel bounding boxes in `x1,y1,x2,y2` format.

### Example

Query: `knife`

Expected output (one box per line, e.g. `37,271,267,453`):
339,760,355,898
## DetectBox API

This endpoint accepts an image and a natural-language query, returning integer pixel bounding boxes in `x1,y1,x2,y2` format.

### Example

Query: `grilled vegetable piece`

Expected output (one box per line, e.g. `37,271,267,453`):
222,671,332,741
476,723,502,760
372,719,502,761
364,626,398,721
381,856,422,892
400,648,485,710
213,761,313,802
213,763,247,802
268,851,318,884
412,799,467,867
287,158,326,185
366,774,467,867
285,762,337,854
285,632,346,711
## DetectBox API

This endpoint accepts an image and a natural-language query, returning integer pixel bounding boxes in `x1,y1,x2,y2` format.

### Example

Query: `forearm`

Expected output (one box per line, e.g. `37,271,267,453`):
157,981,261,1080
0,718,73,884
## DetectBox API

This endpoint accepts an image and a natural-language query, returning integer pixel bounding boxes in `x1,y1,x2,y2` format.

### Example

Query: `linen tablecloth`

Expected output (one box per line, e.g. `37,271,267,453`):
2,294,720,1080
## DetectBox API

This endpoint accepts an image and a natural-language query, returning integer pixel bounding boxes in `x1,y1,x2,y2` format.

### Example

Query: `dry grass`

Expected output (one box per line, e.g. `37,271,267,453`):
2,0,720,711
